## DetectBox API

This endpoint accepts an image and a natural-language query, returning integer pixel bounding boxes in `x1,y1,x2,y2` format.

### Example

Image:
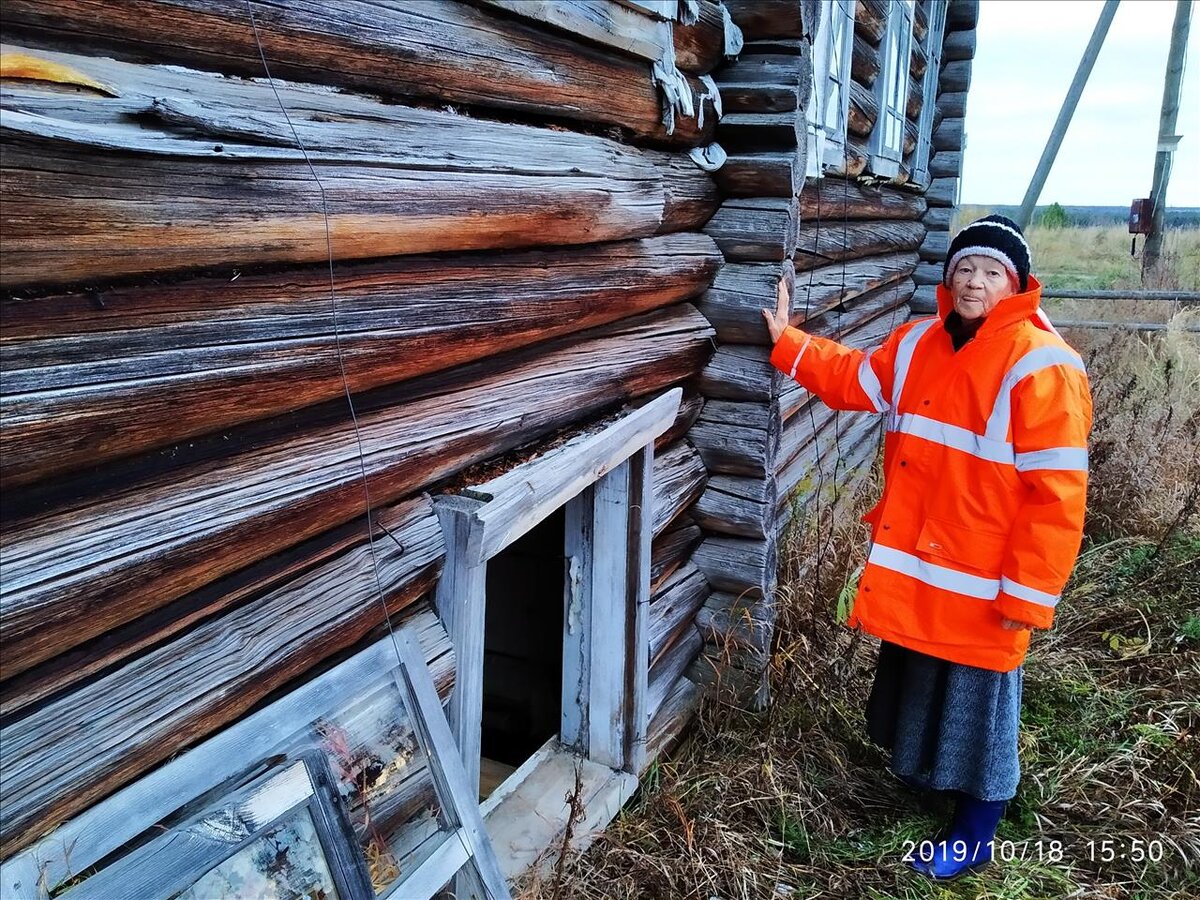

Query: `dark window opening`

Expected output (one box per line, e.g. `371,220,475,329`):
480,505,565,798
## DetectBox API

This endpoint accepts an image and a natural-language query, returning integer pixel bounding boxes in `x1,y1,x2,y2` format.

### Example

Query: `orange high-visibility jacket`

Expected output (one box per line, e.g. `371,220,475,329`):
769,275,1093,671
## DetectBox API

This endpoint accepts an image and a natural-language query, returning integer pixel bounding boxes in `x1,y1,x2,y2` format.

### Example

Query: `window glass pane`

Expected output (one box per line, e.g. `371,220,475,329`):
175,807,339,900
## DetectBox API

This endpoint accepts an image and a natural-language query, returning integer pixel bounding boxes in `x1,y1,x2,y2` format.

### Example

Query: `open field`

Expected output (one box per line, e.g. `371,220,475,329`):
526,231,1200,900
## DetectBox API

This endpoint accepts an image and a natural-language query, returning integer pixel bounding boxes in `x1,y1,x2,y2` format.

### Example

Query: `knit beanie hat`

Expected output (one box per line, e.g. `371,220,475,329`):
943,214,1032,291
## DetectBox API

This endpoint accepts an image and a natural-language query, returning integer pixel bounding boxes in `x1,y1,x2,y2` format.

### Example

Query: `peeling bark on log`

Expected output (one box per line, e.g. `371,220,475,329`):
800,177,928,221
696,260,794,344
852,33,881,88
692,473,777,539
942,29,977,61
0,1,714,146
691,533,776,598
648,562,709,665
1,235,720,489
688,398,781,476
651,518,703,593
703,197,799,261
651,439,709,538
854,0,888,44
724,0,805,39
940,60,972,94
0,306,714,677
927,176,959,208
794,220,926,271
0,492,450,858
714,150,804,197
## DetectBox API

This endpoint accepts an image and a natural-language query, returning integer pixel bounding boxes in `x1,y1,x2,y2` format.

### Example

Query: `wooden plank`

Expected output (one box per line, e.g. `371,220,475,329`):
703,197,799,261
651,518,702,592
0,1,714,145
1,235,721,488
0,619,452,894
691,473,778,539
713,150,803,197
0,307,713,677
794,220,926,271
629,445,654,774
799,176,927,220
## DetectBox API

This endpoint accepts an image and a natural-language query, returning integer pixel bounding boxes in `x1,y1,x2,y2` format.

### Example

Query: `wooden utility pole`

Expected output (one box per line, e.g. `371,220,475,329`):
1016,0,1121,230
1143,0,1193,277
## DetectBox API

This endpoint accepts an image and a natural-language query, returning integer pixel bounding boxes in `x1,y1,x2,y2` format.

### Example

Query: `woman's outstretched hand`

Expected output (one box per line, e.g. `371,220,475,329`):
762,276,790,344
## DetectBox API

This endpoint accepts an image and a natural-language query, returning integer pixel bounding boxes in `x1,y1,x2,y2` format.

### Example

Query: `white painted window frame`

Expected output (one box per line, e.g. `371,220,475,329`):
912,0,949,186
806,0,856,177
869,0,917,178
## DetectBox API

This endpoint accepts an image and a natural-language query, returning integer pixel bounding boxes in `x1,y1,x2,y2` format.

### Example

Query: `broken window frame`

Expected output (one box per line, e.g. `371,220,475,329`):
911,0,949,187
806,0,856,178
869,0,917,177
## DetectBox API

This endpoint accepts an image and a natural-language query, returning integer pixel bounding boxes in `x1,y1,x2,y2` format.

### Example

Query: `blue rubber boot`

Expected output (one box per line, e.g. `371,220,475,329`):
909,795,1006,880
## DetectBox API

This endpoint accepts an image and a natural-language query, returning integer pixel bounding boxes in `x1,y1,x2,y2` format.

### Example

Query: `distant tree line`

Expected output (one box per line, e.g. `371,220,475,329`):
988,204,1200,229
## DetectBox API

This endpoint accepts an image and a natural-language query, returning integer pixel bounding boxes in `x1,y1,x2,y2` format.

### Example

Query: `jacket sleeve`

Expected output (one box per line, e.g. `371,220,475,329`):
768,324,901,414
995,361,1093,629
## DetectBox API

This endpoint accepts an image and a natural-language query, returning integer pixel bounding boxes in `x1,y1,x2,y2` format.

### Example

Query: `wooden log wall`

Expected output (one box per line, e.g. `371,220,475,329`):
913,0,979,313
0,0,741,869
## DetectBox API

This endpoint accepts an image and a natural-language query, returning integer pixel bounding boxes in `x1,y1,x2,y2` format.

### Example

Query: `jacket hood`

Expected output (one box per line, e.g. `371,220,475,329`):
936,274,1059,338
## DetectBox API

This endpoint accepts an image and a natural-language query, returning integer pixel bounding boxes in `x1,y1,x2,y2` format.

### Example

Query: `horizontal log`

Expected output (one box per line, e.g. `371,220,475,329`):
713,150,804,197
933,117,965,152
907,73,924,120
794,219,926,271
852,33,881,88
655,391,706,453
648,562,709,665
696,591,773,671
652,439,709,537
0,306,714,678
717,109,804,151
691,533,776,598
800,176,928,220
928,151,963,179
776,411,879,509
942,29,977,61
674,0,742,73
854,0,888,44
696,260,794,344
646,149,724,233
703,197,799,261
792,252,920,321
940,59,973,94
743,38,806,55
474,0,672,66
651,517,703,593
775,433,878,537
692,473,777,539
913,0,929,42
724,0,805,39
919,230,951,262
689,397,782,476
910,42,928,82
696,343,778,402
647,629,703,726
686,644,769,708
716,80,800,114
914,261,946,285
831,137,869,178
927,176,960,207
911,284,940,314
947,1,980,31
847,78,878,138
936,91,969,118
0,491,449,858
1,1,713,146
1,235,721,489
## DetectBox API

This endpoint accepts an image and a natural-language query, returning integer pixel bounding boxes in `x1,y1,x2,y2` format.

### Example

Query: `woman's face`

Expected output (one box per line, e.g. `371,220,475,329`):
949,255,1019,320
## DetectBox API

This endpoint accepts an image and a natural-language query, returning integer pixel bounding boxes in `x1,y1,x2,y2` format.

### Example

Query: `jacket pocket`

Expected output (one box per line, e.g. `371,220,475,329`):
915,515,1009,576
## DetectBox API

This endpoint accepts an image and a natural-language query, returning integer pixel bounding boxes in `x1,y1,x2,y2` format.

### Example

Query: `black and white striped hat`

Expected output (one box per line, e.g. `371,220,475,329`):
943,214,1032,291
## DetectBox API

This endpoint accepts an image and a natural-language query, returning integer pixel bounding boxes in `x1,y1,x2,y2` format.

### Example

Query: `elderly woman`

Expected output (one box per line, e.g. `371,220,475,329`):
761,215,1092,879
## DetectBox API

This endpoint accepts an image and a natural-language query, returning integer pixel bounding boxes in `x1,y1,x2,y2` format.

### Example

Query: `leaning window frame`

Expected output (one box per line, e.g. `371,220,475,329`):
911,0,949,186
805,0,855,178
869,0,917,178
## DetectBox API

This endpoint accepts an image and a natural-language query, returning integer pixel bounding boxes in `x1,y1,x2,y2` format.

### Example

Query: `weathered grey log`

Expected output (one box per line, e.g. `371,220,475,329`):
743,38,805,55
907,73,925,119
0,1,714,145
1,235,720,489
854,0,888,44
933,117,965,152
651,439,709,538
0,491,449,858
696,343,779,402
852,33,881,88
648,562,709,665
655,391,706,452
940,60,973,93
832,137,870,178
0,306,714,677
647,630,703,727
703,197,799,261
717,80,800,114
847,78,879,137
942,29,978,61
919,230,951,262
937,91,969,118
800,176,928,221
713,150,804,197
914,261,946,286
928,151,962,180
474,0,672,66
948,0,981,31
713,53,802,113
645,149,723,232
717,109,804,151
775,434,878,536
922,206,956,231
692,473,778,539
687,644,769,708
776,410,879,505
651,518,703,592
696,260,794,344
695,591,773,671
794,220,926,271
725,0,805,39
911,284,940,314
792,253,920,321
689,398,781,476
674,0,741,73
800,276,915,344
691,533,776,598
910,42,928,81
927,176,960,208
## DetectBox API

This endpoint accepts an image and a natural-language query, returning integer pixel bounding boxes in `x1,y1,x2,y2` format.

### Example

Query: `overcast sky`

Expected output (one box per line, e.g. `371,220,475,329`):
961,0,1199,207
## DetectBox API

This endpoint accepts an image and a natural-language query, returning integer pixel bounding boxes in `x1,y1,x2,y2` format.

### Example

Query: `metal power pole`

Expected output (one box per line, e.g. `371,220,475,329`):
1016,0,1121,230
1143,0,1192,277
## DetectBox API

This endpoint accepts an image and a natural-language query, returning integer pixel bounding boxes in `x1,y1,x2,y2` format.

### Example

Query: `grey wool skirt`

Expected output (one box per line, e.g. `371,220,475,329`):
865,640,1023,802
